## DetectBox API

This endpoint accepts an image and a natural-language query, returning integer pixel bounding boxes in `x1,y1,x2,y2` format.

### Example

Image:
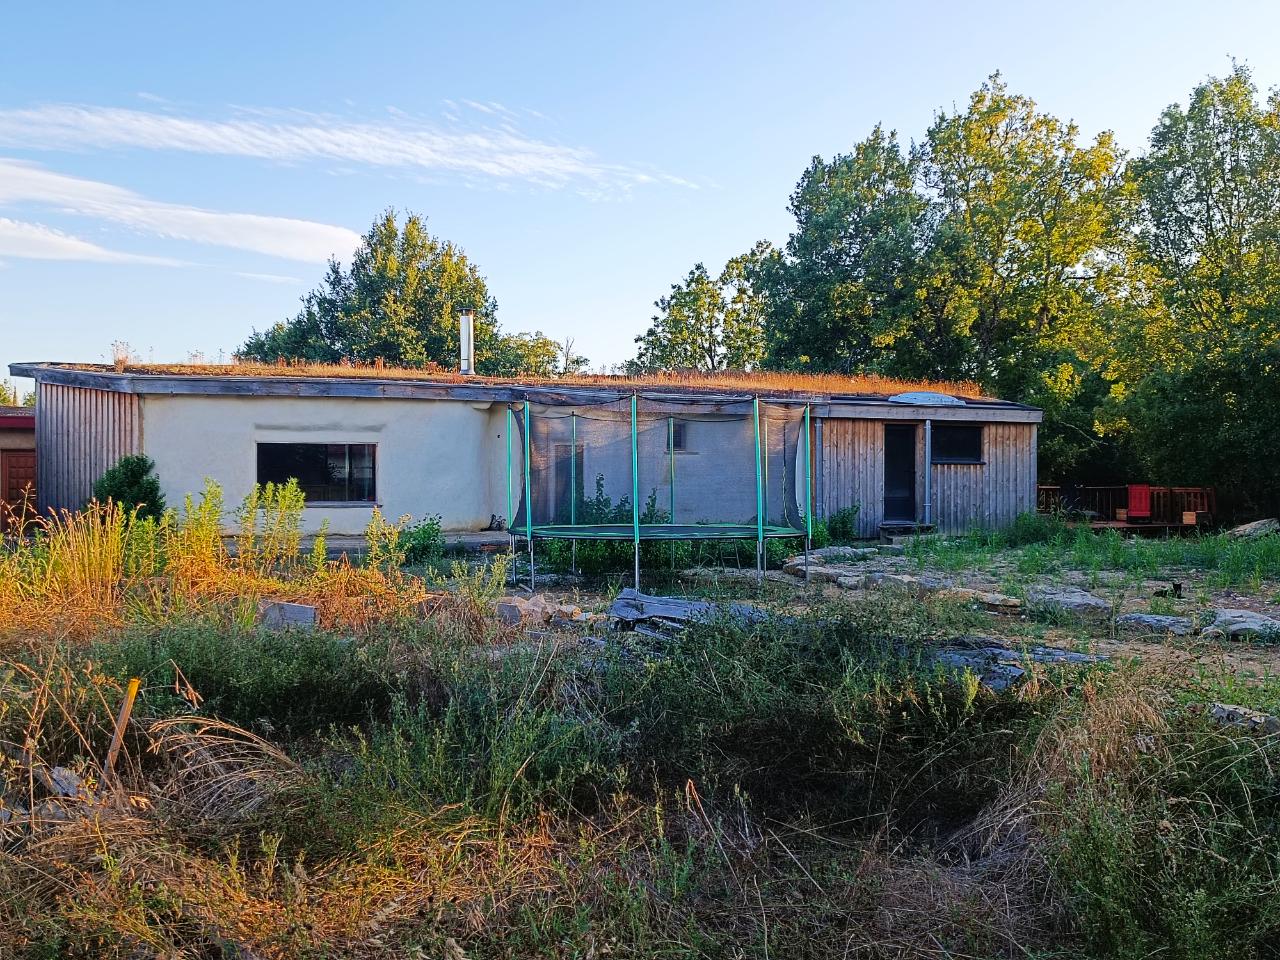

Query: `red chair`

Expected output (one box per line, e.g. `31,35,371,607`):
1127,484,1152,522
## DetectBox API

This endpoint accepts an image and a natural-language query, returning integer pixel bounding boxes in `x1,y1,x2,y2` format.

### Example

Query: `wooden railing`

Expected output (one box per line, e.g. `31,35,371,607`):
1037,485,1216,524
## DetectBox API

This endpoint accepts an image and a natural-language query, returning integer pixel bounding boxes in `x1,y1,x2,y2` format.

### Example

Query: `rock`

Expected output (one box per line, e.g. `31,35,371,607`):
41,766,84,798
807,546,879,562
786,561,865,584
257,600,317,629
931,635,1105,692
857,572,953,596
1209,703,1280,735
936,587,1022,613
1116,613,1196,636
1226,518,1279,539
877,544,906,556
1202,608,1280,641
1025,585,1113,621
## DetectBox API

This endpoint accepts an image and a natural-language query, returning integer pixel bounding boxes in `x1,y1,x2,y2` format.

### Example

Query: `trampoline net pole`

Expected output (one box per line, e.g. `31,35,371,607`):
506,406,515,585
570,412,577,576
805,403,813,585
669,416,676,571
753,396,764,584
631,393,641,590
523,399,533,591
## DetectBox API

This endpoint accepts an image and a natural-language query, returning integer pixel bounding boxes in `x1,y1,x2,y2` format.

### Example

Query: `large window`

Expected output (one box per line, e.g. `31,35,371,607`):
930,425,983,464
256,443,376,503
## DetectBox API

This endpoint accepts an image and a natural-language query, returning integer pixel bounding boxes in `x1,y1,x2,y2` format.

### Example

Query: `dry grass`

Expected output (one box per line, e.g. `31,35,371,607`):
50,361,989,400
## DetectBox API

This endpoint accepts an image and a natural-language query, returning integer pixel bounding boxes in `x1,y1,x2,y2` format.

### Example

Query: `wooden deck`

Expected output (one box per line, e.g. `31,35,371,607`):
1040,484,1216,533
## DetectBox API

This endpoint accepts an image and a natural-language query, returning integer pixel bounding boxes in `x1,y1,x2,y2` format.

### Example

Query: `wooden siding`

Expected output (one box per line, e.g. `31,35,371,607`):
929,422,1037,533
36,383,142,512
817,419,885,538
817,418,1037,536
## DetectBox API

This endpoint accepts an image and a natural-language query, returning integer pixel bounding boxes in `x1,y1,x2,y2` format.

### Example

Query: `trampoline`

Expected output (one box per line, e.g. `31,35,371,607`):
504,391,814,588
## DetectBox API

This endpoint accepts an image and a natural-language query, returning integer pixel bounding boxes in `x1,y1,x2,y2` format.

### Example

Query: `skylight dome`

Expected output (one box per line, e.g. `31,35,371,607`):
886,390,965,406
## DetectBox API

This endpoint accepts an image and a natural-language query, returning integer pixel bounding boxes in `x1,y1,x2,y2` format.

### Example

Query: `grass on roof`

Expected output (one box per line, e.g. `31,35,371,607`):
57,361,989,399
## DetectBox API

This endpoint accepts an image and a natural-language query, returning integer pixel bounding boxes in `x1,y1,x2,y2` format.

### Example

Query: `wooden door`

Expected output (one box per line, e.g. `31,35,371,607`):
1,451,37,528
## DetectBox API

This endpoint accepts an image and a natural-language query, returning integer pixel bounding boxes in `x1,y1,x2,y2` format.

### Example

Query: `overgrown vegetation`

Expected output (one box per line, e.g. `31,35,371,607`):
3,498,1280,957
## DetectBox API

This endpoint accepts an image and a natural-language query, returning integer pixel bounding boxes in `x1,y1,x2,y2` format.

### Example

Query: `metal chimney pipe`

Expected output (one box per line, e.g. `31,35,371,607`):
458,307,475,375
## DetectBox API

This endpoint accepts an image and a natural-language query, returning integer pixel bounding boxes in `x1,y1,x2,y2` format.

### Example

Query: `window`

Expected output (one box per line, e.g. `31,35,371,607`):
667,420,688,452
930,425,982,464
256,443,376,503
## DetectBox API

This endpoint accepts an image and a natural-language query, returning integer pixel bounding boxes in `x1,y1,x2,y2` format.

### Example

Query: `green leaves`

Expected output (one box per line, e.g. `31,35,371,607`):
238,209,586,376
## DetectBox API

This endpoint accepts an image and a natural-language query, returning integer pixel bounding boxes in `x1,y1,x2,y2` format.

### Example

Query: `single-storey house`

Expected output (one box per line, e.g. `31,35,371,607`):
8,362,1041,539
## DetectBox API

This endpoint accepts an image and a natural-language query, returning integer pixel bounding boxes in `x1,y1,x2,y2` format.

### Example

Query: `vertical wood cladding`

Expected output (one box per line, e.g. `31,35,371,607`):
817,418,1037,535
36,384,141,512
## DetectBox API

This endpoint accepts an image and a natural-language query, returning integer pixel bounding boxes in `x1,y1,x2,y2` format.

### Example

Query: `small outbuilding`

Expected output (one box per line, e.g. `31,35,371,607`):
9,362,1041,540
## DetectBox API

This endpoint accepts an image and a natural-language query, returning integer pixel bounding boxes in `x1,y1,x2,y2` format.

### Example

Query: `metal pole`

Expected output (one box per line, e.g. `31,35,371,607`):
923,418,932,528
631,393,641,590
753,397,764,585
804,404,813,586
570,412,577,576
669,416,676,571
523,398,533,591
506,406,515,585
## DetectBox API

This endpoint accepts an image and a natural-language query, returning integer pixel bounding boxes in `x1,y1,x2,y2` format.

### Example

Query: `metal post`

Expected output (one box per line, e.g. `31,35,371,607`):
804,404,813,586
753,397,764,585
523,398,533,591
923,418,932,528
570,412,577,576
669,416,676,571
631,393,641,591
506,405,515,585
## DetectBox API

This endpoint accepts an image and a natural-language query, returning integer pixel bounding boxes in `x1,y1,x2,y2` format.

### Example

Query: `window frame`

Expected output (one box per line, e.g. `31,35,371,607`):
929,424,984,465
255,442,379,506
667,420,689,453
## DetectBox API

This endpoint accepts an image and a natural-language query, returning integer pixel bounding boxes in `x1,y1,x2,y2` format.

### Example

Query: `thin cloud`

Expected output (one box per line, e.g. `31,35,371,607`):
235,271,304,284
0,103,694,192
0,159,361,262
0,217,183,265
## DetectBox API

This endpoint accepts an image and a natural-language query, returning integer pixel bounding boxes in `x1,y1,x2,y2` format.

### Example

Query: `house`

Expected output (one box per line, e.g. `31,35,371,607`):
8,361,1041,539
0,404,36,526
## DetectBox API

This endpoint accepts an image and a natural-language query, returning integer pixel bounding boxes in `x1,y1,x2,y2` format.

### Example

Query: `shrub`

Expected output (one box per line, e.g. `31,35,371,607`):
402,514,445,565
826,504,861,544
92,454,166,522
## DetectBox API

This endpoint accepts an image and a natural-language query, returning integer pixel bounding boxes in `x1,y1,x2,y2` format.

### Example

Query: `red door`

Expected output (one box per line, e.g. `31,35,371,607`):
1,451,37,529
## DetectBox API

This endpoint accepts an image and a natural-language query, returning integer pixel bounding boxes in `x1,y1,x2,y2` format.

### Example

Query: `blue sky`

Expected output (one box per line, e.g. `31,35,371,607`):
3,0,1279,391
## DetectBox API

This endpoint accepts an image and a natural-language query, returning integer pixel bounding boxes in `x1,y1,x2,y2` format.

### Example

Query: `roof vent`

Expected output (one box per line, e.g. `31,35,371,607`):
887,390,964,406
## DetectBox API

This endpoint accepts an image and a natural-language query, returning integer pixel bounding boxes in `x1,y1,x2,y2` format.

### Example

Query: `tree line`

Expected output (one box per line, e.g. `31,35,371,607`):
627,67,1280,516
241,66,1279,515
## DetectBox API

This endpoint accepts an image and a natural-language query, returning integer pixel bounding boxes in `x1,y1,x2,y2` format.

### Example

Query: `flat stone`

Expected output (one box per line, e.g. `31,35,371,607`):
807,546,879,562
1202,608,1280,641
1116,613,1195,636
1210,702,1280,735
1226,518,1279,539
931,635,1105,692
1025,586,1113,621
857,572,952,596
937,587,1022,613
877,544,906,556
787,561,866,584
257,600,317,629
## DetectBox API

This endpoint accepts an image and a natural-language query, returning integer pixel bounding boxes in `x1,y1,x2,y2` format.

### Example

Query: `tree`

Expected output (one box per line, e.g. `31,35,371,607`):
1113,66,1280,512
761,126,941,375
238,209,582,376
0,378,33,407
628,243,770,373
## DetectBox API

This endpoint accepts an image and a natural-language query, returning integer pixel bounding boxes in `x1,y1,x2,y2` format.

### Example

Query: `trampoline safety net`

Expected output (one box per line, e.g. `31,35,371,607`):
505,393,813,585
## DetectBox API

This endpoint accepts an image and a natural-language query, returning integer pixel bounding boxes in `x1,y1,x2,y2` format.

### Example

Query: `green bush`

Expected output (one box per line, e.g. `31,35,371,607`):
402,513,445,565
1005,509,1068,546
92,454,166,522
98,621,397,735
826,504,861,544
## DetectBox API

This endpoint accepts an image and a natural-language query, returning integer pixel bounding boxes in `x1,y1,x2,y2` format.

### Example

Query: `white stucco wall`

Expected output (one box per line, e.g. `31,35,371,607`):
140,394,508,534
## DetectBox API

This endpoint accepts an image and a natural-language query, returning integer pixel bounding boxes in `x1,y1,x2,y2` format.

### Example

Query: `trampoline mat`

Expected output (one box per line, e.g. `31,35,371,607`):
519,523,803,541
